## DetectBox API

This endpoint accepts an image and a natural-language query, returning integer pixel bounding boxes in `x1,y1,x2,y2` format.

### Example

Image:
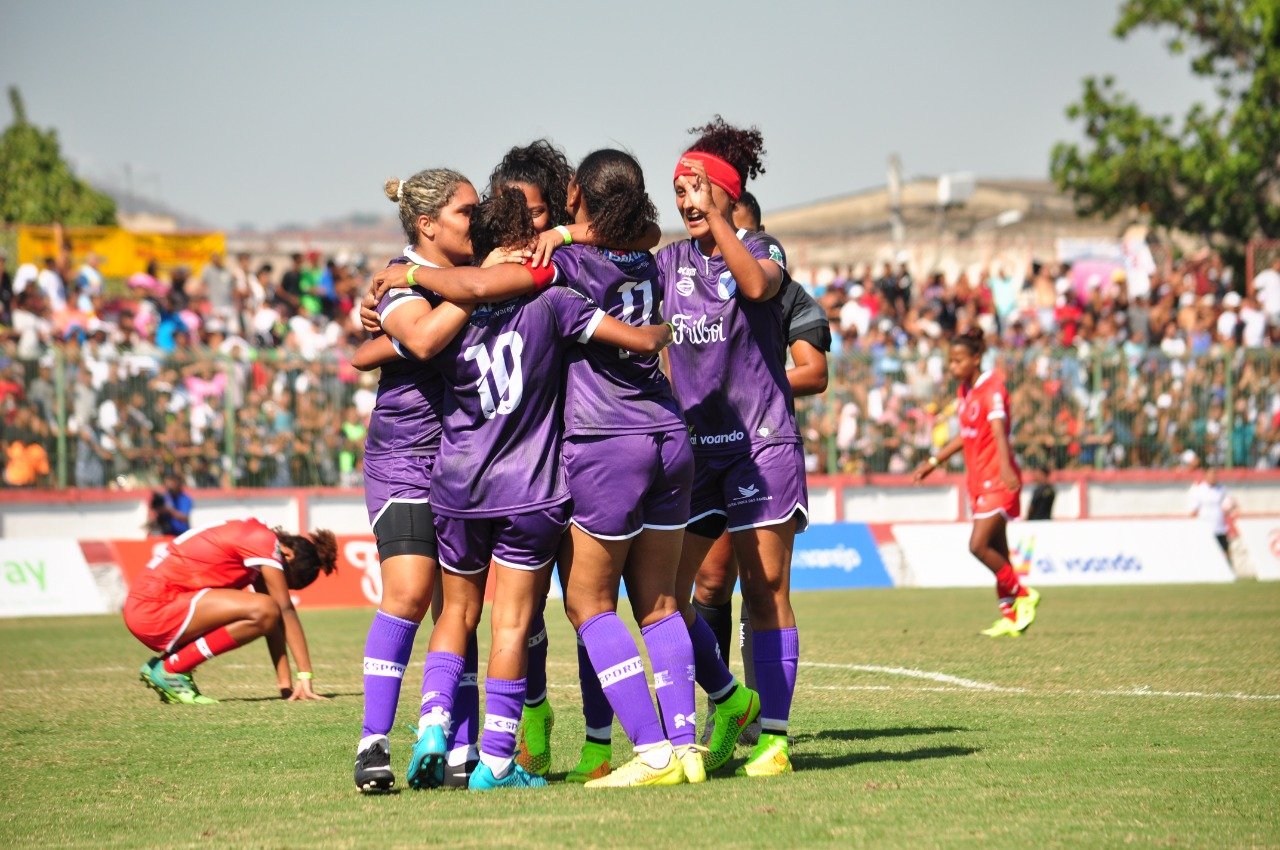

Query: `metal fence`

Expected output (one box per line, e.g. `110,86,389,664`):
797,346,1280,475
3,346,1277,489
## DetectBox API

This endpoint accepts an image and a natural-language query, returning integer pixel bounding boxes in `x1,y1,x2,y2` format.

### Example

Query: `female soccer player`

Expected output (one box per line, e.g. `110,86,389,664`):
912,327,1041,637
692,190,830,744
352,169,479,794
365,188,674,791
655,117,806,777
124,518,336,704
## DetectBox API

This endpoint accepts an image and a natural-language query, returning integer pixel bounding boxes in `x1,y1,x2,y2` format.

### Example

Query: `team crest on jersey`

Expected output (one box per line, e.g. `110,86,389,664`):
717,271,737,300
768,244,785,266
676,277,696,297
962,399,981,423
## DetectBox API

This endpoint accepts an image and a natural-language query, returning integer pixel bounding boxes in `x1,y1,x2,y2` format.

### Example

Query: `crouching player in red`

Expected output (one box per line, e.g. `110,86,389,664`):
123,518,338,703
913,328,1040,637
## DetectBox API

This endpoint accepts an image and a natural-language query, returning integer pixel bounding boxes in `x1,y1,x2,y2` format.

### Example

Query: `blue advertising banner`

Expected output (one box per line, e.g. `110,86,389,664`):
789,523,893,590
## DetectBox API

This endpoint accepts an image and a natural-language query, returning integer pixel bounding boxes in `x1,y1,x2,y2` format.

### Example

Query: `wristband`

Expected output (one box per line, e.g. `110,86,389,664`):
927,456,939,468
405,264,418,286
664,321,675,337
554,225,573,245
296,671,313,680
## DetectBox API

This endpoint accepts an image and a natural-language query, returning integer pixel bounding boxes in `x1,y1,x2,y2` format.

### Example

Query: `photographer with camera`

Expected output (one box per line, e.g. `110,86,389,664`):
148,473,194,536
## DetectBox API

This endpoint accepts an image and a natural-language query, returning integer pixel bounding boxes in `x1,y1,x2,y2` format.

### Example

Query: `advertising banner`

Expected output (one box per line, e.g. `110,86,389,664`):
893,519,1234,587
790,523,893,590
0,539,110,617
18,226,226,277
1235,518,1280,581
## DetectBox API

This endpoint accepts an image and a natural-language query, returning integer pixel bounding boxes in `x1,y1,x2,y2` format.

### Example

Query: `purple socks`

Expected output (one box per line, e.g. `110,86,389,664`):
689,611,736,698
420,650,463,729
447,632,479,756
526,602,549,705
577,635,614,741
360,610,418,740
481,676,526,765
579,612,663,748
641,612,698,747
753,627,799,735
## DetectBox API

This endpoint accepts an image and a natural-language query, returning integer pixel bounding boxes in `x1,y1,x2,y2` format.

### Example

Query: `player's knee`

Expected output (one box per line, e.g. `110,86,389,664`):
968,540,988,559
633,595,677,627
564,591,612,630
381,585,431,622
694,570,735,606
250,597,281,633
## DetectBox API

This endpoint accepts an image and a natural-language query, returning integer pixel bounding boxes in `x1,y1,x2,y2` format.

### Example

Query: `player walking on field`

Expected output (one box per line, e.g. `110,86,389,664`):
656,117,807,777
913,328,1041,637
123,518,336,704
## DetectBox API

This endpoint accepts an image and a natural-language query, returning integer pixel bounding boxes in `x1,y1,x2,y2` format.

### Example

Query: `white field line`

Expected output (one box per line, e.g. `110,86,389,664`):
800,662,1024,692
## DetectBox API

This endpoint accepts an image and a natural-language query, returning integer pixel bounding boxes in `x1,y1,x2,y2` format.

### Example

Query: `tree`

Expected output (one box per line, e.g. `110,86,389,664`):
1050,0,1280,251
0,87,116,226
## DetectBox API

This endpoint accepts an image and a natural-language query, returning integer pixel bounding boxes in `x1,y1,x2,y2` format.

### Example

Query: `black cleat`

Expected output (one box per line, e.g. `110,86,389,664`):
443,758,479,789
355,737,396,793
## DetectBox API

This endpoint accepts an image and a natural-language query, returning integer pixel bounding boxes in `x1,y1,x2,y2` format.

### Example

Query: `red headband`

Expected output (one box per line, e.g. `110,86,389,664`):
673,151,742,202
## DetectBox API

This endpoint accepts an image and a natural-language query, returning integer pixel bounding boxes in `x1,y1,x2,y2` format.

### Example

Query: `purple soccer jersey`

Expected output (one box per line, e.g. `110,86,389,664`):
550,245,685,437
362,253,448,523
654,229,800,455
427,286,605,518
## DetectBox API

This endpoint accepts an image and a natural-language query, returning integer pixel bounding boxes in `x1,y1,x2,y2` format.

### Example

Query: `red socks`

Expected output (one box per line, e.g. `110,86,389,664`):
994,563,1028,615
163,626,240,674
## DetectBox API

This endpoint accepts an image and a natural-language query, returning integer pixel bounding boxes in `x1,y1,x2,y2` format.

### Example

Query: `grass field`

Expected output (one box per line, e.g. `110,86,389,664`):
1,584,1278,849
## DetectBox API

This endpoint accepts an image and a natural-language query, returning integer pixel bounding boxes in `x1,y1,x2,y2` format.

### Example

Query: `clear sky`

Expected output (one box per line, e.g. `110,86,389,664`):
1,0,1213,231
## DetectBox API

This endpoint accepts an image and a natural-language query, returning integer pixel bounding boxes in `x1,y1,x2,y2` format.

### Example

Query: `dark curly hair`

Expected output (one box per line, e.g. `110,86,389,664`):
469,186,537,262
952,326,986,356
686,115,767,186
575,149,657,248
735,191,763,230
273,528,338,590
489,139,574,229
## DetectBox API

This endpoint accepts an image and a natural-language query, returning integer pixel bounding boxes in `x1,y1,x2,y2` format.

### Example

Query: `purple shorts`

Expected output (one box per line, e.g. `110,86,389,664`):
434,501,571,575
363,452,434,526
688,442,809,538
564,430,694,540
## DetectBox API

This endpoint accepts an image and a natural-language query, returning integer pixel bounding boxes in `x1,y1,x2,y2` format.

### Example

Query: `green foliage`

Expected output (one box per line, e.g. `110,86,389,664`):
0,87,116,227
1051,0,1280,246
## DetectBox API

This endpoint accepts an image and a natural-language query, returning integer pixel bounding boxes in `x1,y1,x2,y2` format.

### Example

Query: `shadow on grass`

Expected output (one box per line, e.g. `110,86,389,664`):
216,691,360,703
792,726,968,744
790,744,979,772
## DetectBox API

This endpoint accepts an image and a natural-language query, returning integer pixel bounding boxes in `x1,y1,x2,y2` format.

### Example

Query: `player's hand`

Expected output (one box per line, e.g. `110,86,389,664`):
360,289,382,334
678,158,717,218
1000,468,1020,492
531,230,566,268
482,246,533,269
371,263,411,300
286,678,328,701
912,460,935,482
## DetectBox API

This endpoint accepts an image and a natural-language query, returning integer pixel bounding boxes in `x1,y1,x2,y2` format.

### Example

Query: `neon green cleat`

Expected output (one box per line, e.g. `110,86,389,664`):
705,685,759,772
565,741,612,783
736,732,793,777
139,657,210,705
675,744,707,784
1013,587,1041,632
584,744,685,788
979,616,1022,638
515,700,554,776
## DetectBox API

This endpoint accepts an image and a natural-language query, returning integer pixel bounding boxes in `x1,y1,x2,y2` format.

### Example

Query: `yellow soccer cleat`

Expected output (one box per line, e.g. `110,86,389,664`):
735,733,793,777
675,744,707,784
979,616,1023,638
584,744,685,788
1013,587,1041,632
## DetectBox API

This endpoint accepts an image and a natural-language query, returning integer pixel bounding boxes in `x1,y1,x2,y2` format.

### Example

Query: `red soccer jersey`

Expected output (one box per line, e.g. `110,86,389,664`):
957,370,1020,495
147,518,283,592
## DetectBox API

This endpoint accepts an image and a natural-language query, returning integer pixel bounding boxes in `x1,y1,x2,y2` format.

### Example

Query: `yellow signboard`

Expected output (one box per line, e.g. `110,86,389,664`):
17,226,226,278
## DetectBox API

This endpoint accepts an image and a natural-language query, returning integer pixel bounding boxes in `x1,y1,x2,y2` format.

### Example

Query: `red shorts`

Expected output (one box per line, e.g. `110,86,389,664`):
122,573,210,653
970,488,1021,520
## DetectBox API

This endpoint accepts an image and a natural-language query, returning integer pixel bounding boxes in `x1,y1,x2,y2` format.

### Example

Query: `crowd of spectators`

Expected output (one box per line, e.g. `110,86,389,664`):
794,250,1280,474
0,237,1277,489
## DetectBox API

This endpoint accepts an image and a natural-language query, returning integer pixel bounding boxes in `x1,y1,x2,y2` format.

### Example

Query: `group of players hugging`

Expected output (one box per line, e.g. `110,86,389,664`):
119,117,1039,792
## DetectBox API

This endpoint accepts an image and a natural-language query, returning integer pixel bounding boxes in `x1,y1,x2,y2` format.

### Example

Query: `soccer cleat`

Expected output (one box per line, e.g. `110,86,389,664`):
1013,587,1041,632
467,761,548,791
565,741,612,783
443,757,479,790
736,732,793,777
705,686,760,772
979,616,1023,638
354,736,395,793
741,719,762,746
698,698,714,746
584,745,685,788
182,671,218,705
139,657,201,705
675,744,707,784
406,722,447,789
515,700,554,776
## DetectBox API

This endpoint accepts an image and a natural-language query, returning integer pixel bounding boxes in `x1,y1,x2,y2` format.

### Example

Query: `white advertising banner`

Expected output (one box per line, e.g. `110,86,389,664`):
893,519,1235,587
1235,518,1280,581
0,538,108,617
